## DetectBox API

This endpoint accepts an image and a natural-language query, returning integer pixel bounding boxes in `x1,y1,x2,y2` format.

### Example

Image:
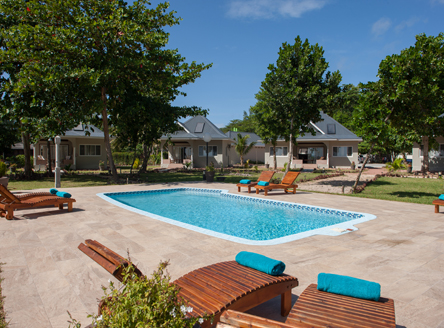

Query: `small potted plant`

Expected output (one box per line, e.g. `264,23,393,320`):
99,160,105,171
0,160,8,187
205,162,215,182
350,161,356,170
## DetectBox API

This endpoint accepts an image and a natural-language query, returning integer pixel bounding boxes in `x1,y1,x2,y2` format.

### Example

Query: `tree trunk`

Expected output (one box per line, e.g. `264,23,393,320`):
47,139,52,174
240,155,243,166
422,136,429,173
21,132,32,177
139,143,150,173
285,119,294,175
101,87,119,183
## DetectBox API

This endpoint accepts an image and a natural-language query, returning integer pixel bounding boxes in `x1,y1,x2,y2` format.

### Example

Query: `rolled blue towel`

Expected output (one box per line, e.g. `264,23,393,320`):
239,179,251,184
317,273,381,301
257,181,269,186
439,194,444,201
49,188,58,195
56,191,72,199
235,251,285,276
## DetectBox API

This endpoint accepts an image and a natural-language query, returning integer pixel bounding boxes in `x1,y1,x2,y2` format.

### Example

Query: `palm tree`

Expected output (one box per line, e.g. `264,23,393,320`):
234,133,256,166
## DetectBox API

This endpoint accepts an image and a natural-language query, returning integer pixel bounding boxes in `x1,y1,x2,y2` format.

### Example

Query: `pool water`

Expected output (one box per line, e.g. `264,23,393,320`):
99,188,376,245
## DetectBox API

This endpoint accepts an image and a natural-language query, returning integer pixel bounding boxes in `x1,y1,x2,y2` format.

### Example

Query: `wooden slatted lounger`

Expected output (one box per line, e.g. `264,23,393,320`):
217,284,396,328
254,171,300,196
432,199,444,213
237,170,275,193
0,184,75,220
78,240,298,328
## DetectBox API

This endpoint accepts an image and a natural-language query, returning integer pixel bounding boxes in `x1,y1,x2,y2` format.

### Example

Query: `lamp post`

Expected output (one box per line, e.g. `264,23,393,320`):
54,136,61,188
203,132,212,167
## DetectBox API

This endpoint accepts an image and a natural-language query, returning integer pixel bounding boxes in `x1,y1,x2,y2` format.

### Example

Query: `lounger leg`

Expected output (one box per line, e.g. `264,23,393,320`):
293,187,296,194
238,186,241,192
6,210,14,220
436,205,440,213
59,204,64,210
281,290,292,316
248,186,251,193
256,188,259,194
68,202,73,212
264,189,268,196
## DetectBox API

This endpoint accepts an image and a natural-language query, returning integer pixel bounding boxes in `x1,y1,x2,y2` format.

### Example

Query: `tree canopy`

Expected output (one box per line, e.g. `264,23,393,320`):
253,36,341,173
0,0,211,181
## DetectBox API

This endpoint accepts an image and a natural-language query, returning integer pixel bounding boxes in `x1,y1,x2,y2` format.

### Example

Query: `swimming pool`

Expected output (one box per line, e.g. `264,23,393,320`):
98,188,376,245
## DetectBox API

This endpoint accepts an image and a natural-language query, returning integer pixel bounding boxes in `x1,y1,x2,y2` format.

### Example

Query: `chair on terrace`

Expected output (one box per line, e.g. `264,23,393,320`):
236,170,275,193
0,184,75,220
217,284,396,327
254,171,300,196
78,239,298,328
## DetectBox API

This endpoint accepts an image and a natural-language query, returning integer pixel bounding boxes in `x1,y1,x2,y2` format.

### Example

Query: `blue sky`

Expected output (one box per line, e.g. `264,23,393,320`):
147,0,443,128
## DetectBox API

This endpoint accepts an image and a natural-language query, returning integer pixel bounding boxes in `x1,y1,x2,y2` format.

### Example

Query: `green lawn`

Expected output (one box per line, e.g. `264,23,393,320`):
8,174,115,190
350,177,444,205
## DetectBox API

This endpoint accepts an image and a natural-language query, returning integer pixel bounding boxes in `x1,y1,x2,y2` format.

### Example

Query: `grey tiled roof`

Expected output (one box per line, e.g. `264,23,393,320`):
161,116,232,140
64,124,105,138
225,131,265,147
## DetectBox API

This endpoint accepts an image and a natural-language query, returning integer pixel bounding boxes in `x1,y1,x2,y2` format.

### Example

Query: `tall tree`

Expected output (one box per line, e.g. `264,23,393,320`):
233,133,256,166
221,110,258,134
376,33,444,172
0,0,211,182
256,36,341,174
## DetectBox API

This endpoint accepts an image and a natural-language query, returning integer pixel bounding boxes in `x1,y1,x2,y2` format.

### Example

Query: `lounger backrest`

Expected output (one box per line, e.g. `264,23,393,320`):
256,170,275,182
281,172,300,185
0,184,21,204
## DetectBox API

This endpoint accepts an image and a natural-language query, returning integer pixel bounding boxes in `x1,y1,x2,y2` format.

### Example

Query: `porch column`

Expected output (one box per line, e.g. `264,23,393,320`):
326,142,330,168
73,147,76,168
190,147,194,168
160,143,164,165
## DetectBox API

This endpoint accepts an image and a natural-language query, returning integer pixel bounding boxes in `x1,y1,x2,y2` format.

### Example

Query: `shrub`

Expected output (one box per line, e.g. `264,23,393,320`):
112,152,134,165
69,261,211,328
0,161,6,177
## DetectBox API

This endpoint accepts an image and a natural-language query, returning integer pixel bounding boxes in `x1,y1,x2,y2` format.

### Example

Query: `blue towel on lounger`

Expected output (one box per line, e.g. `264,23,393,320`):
317,273,381,301
239,179,251,184
235,251,285,276
439,194,444,201
257,181,269,186
56,191,72,198
50,188,58,195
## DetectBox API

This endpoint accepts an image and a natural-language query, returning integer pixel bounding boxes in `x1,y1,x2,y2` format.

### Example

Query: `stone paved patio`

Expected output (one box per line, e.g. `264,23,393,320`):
1,181,444,327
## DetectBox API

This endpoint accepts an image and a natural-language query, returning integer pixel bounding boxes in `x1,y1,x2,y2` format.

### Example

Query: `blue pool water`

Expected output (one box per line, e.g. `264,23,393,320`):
99,188,376,245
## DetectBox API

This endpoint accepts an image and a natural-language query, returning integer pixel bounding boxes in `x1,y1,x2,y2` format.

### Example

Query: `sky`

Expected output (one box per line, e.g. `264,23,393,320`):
145,0,444,128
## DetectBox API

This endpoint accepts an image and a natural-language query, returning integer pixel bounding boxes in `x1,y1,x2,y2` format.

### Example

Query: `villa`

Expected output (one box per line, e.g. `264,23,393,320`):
161,112,361,169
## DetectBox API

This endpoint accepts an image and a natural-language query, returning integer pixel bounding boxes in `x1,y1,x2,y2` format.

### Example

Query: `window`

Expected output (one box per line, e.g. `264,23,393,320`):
80,145,101,156
270,147,288,156
194,122,204,133
327,124,336,134
198,145,217,157
440,144,444,157
333,146,352,157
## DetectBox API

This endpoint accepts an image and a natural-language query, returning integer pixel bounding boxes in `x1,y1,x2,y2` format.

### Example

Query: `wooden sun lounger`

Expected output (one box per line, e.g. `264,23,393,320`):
254,171,300,196
432,199,444,213
78,240,298,327
217,283,396,328
237,170,275,193
0,185,75,220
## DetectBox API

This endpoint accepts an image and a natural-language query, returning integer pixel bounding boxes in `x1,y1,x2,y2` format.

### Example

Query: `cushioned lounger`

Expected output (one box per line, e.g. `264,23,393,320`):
0,185,75,220
254,171,300,196
237,170,275,193
78,240,298,328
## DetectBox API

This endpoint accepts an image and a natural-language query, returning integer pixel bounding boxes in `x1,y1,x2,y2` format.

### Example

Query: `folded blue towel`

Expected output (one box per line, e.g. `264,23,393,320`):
258,181,269,186
235,251,285,276
49,188,58,195
317,273,380,301
239,179,251,184
56,191,72,198
439,194,444,201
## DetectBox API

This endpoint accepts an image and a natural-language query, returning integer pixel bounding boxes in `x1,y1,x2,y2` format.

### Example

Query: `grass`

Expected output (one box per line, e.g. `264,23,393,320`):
8,174,115,190
350,176,444,205
0,263,7,328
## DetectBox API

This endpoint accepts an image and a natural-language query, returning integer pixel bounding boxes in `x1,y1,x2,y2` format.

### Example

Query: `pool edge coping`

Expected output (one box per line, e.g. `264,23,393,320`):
97,187,377,246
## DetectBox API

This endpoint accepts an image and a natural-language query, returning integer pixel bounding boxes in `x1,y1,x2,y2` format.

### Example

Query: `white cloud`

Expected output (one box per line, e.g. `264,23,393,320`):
395,17,422,32
371,17,392,37
227,0,327,19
